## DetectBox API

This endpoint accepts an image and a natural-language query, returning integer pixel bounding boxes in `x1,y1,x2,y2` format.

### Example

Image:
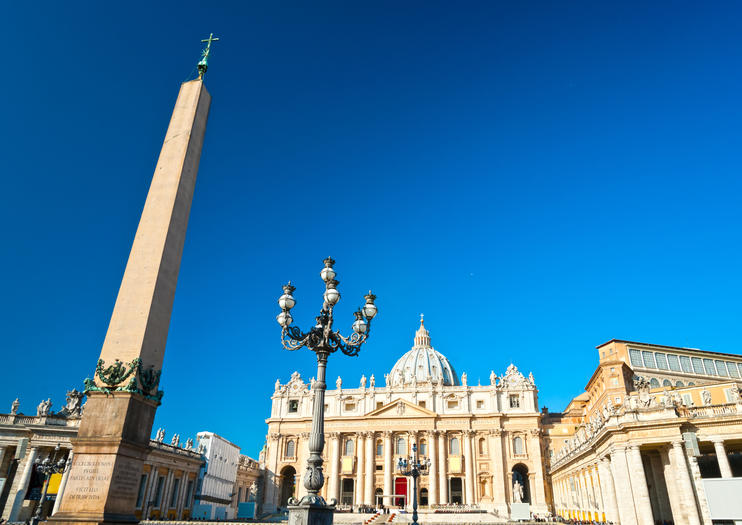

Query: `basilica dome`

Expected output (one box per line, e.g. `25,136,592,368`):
388,316,459,386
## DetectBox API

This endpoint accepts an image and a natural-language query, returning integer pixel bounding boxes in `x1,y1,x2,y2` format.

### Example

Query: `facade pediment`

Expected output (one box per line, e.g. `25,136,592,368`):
366,399,437,418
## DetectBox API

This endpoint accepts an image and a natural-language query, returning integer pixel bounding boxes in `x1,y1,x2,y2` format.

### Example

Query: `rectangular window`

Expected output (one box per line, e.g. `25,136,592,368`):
667,354,681,372
476,400,484,409
170,478,180,508
611,377,618,386
703,359,716,375
238,487,242,503
642,351,656,368
447,400,458,409
376,464,383,471
715,360,728,376
154,476,165,507
509,395,520,408
376,401,383,409
136,474,148,509
418,400,426,408
680,355,693,373
185,480,194,508
629,349,642,367
725,388,737,403
727,363,740,378
288,400,299,413
344,402,355,411
655,353,669,370
376,442,383,456
682,394,693,406
692,357,705,375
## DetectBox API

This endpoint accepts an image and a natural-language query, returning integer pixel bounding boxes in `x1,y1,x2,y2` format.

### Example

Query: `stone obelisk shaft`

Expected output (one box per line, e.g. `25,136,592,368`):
49,79,211,525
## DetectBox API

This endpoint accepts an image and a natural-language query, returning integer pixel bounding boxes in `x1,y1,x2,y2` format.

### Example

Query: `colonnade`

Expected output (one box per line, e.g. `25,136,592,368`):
552,438,724,525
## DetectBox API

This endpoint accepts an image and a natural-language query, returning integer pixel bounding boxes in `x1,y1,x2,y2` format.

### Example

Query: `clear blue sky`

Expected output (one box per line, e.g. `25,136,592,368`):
2,1,742,457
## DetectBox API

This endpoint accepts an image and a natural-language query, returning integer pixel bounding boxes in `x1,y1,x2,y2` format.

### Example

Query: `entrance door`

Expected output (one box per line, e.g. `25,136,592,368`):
394,477,407,507
450,477,463,504
341,479,354,505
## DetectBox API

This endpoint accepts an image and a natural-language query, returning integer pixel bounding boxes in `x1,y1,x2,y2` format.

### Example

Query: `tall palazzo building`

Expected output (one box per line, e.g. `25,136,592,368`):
262,319,548,516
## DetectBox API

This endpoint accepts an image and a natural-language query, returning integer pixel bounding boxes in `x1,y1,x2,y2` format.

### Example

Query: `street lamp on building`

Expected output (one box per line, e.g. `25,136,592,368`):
277,257,377,525
397,443,430,525
31,444,67,525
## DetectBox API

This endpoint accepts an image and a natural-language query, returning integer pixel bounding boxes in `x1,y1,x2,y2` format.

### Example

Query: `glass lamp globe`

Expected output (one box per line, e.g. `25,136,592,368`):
353,318,368,334
276,311,293,327
362,302,377,319
324,288,340,305
278,293,295,310
320,266,336,283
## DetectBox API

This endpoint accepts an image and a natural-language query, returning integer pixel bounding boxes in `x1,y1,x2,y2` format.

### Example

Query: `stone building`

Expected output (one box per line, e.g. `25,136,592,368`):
231,455,263,517
544,339,742,525
262,318,547,517
192,431,241,520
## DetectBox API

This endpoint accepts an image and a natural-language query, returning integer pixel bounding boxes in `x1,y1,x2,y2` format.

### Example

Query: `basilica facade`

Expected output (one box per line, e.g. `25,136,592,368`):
262,319,548,516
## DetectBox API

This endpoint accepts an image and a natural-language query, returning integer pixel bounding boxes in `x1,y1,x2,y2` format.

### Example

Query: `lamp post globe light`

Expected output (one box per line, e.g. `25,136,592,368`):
31,444,68,525
397,444,430,525
277,257,377,525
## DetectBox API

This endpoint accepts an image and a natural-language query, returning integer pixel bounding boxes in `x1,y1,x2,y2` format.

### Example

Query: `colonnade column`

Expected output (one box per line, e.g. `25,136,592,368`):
627,445,655,525
597,458,618,524
328,433,340,503
713,439,733,478
383,431,393,507
364,432,374,504
0,446,6,469
437,431,448,504
52,450,74,516
355,433,365,506
6,446,39,521
609,446,638,525
463,430,475,504
670,441,701,525
428,431,438,505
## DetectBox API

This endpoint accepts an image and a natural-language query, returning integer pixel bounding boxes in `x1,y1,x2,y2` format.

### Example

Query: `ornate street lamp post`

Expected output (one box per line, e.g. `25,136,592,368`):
31,444,68,525
397,444,430,525
277,257,377,525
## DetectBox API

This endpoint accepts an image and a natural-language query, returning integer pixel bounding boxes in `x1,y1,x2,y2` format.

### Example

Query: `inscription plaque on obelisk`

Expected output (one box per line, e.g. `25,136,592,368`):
48,72,211,525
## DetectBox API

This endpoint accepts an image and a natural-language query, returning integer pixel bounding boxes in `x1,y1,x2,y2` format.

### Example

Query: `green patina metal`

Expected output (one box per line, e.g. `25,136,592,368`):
84,357,164,405
197,33,219,80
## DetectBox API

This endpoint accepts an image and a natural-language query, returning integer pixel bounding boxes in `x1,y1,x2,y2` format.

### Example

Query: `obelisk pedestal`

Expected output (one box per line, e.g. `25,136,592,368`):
48,78,211,525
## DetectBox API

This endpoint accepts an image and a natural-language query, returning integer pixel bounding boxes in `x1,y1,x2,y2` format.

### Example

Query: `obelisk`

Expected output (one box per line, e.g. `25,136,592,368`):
48,68,212,524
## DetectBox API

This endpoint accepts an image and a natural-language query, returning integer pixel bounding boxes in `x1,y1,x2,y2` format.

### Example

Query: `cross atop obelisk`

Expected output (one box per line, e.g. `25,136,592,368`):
198,32,219,79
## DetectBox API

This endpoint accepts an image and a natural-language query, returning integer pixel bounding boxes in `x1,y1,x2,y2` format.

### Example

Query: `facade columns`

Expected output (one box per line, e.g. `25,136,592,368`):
597,457,619,525
463,431,475,504
529,429,546,507
488,429,506,508
428,431,438,505
713,439,733,478
437,431,448,504
383,431,392,507
670,441,701,525
364,432,374,504
6,446,39,521
0,446,6,469
52,450,74,516
328,433,340,503
627,445,654,525
355,433,365,506
296,433,310,499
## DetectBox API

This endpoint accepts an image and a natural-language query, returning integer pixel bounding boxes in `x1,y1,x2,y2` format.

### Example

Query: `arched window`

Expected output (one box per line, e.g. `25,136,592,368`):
376,440,383,457
344,439,354,456
478,437,487,455
650,378,660,388
396,437,406,455
662,379,672,387
419,440,427,456
285,440,296,458
675,380,684,387
513,436,524,455
450,437,460,455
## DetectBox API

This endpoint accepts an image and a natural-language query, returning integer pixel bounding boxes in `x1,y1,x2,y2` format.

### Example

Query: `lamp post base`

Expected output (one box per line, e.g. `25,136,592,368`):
288,499,334,525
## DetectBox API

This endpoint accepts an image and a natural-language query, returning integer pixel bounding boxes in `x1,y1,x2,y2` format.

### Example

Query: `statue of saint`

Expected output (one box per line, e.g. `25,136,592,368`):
336,376,342,389
360,375,367,388
171,433,180,447
156,428,165,442
369,374,375,388
489,370,496,385
10,398,19,415
274,379,281,392
461,372,467,386
513,480,524,503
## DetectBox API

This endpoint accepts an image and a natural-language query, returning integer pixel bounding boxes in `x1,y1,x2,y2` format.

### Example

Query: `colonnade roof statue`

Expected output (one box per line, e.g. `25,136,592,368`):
387,314,460,386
